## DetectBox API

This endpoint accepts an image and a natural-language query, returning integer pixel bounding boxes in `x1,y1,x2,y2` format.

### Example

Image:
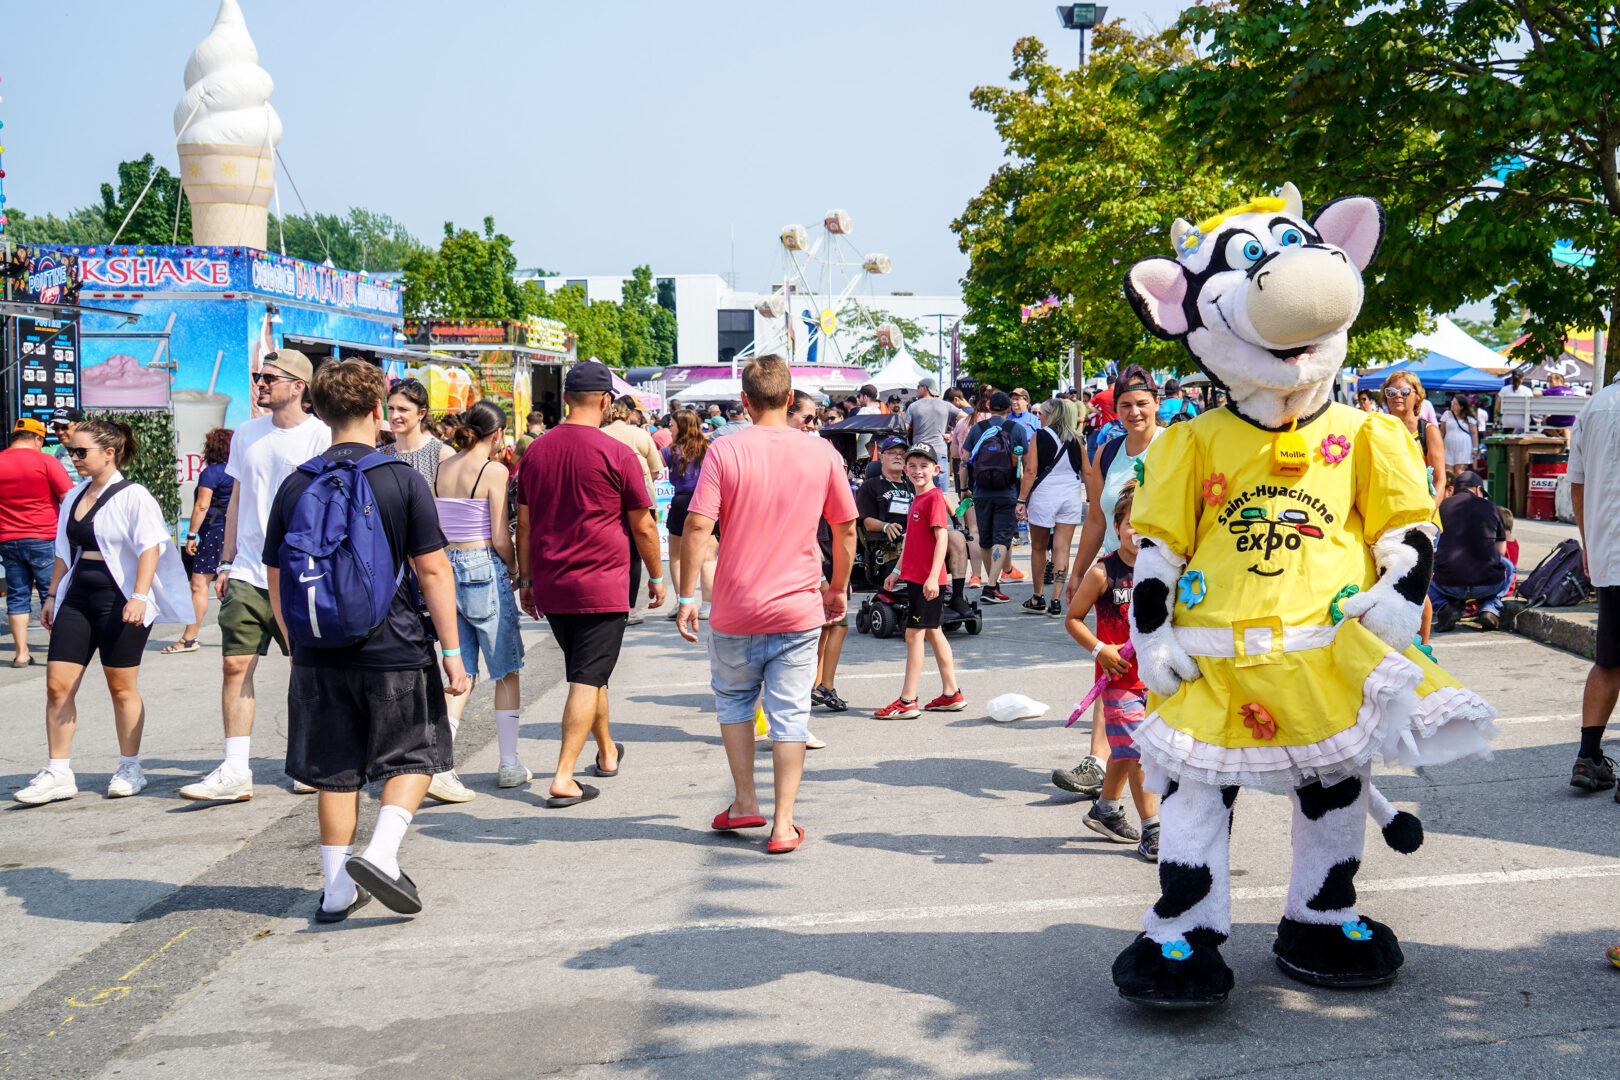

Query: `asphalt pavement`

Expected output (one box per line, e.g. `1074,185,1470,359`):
1,563,1617,1080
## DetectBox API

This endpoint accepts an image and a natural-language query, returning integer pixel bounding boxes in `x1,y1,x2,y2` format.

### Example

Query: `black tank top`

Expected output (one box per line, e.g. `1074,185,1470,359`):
67,504,102,552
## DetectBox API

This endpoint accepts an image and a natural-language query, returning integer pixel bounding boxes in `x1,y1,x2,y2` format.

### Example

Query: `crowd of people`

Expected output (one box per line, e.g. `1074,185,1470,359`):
0,348,1615,937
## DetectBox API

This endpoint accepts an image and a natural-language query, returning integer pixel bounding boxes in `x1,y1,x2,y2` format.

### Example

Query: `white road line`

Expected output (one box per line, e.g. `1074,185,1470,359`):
620,660,1082,693
1496,714,1578,726
362,863,1620,953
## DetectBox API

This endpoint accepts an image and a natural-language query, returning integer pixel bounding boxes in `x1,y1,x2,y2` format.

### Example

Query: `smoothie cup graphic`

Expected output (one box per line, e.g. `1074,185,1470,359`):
172,389,231,483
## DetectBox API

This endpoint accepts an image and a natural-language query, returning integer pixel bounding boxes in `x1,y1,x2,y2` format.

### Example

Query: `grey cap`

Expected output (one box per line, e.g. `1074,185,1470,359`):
917,376,937,392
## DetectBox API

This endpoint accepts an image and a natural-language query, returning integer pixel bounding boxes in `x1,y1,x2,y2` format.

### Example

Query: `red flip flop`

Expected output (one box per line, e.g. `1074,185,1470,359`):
712,809,768,831
766,825,805,854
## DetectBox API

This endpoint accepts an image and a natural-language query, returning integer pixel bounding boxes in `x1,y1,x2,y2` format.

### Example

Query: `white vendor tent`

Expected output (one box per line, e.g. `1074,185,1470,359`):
867,345,939,393
1409,316,1513,372
677,378,745,402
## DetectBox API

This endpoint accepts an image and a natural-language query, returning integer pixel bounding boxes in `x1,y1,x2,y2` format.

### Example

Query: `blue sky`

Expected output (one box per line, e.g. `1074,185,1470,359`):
1,1,1192,295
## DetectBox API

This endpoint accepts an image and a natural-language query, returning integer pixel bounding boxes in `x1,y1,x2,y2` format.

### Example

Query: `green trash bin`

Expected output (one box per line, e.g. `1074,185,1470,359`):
1484,435,1510,510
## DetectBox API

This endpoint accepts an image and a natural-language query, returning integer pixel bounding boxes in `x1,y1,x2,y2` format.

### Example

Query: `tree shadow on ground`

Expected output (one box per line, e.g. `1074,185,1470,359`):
802,756,1052,802
0,866,304,923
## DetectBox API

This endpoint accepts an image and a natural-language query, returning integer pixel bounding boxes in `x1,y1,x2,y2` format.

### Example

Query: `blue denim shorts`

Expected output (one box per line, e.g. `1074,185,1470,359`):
1,538,57,615
447,548,525,680
707,628,819,743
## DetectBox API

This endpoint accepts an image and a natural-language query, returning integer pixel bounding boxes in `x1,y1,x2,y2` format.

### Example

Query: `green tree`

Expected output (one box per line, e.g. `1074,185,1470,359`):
401,216,525,319
953,28,1240,392
836,307,941,372
99,153,191,245
618,265,658,367
523,280,623,366
1134,0,1620,383
4,206,109,245
652,278,680,365
268,207,425,271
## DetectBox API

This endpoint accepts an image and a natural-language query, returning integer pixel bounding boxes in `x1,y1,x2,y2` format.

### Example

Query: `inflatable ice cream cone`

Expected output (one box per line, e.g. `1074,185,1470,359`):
174,0,281,248
177,144,274,247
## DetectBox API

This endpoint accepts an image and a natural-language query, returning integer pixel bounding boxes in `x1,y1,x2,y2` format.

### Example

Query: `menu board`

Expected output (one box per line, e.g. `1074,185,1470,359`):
10,316,81,435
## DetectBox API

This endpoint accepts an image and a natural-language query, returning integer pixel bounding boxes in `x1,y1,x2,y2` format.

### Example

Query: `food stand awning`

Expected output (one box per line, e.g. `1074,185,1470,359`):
1357,355,1505,393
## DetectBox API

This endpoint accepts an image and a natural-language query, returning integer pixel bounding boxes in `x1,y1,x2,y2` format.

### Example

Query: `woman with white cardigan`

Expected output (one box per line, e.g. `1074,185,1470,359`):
14,419,191,805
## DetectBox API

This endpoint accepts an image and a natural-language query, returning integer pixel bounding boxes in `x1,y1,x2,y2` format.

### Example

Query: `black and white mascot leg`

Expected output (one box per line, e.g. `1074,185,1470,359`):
1112,538,1240,1007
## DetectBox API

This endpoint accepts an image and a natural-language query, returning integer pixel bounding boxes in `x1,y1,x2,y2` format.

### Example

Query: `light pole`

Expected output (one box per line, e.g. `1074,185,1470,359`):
924,313,955,381
1056,3,1107,67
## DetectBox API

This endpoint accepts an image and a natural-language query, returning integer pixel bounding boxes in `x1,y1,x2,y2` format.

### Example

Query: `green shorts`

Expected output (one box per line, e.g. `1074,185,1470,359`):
219,578,288,658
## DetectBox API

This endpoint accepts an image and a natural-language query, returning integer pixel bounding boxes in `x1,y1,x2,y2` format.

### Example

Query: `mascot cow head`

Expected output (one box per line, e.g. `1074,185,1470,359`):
1124,182,1384,429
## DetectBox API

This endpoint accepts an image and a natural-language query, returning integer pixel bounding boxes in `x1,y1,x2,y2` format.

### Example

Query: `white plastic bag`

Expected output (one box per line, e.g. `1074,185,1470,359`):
987,693,1049,723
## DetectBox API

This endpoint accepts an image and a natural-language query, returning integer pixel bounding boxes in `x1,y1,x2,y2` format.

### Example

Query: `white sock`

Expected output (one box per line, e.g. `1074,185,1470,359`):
320,845,356,911
1141,815,1160,830
446,710,461,743
495,709,521,766
223,736,251,777
360,804,412,880
47,757,71,777
1098,798,1122,815
118,755,140,770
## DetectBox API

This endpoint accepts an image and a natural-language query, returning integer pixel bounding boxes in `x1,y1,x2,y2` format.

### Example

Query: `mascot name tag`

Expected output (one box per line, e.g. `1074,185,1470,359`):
1271,426,1309,476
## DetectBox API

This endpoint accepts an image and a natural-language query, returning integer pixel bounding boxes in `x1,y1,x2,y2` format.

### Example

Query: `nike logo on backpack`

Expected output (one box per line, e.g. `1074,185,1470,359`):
299,571,324,583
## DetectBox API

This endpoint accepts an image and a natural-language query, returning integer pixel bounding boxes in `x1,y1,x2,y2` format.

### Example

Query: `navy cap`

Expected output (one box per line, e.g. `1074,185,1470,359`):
878,435,907,452
565,361,615,393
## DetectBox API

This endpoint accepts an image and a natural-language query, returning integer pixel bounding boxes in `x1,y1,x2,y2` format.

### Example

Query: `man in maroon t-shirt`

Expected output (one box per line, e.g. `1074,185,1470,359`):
516,361,665,808
0,418,74,666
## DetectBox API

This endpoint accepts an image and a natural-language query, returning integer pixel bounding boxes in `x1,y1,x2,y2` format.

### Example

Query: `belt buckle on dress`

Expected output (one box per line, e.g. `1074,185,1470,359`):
1231,616,1284,668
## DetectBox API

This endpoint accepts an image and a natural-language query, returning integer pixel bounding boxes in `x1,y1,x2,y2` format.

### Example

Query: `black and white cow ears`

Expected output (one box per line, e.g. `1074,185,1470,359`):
1310,195,1385,272
1124,257,1190,340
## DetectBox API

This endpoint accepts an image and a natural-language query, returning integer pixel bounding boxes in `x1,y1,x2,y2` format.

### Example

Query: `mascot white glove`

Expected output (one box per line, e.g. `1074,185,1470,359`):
1129,539,1203,698
1338,524,1438,651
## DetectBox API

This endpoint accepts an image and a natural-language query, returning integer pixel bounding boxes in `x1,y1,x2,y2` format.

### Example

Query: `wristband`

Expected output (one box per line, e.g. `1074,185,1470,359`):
678,595,697,605
131,592,151,603
517,579,532,588
649,576,663,584
441,647,462,657
1090,641,1107,661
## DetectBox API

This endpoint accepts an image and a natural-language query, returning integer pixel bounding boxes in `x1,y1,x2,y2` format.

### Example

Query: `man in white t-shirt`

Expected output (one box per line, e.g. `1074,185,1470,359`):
179,350,332,802
1568,370,1620,798
1500,371,1534,432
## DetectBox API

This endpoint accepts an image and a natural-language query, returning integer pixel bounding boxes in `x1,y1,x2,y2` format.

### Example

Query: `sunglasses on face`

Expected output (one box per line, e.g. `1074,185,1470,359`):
1384,388,1414,399
66,446,100,459
255,372,296,386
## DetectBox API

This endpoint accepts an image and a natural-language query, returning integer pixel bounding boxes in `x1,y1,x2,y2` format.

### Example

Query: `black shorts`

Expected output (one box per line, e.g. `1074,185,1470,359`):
975,492,1018,548
904,580,945,630
285,664,451,792
667,490,694,536
48,561,153,668
546,611,628,687
1598,586,1620,669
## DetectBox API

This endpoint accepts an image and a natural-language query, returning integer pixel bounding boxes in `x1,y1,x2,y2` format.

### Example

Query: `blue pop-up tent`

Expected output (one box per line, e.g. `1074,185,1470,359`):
1357,353,1506,393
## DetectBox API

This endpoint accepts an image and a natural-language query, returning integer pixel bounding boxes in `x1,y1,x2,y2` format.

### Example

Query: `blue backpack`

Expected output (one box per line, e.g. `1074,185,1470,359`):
277,452,405,649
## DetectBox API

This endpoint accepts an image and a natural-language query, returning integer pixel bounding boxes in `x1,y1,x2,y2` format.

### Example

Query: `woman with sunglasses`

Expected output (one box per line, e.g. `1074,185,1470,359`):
383,378,453,486
1381,372,1445,508
14,421,191,804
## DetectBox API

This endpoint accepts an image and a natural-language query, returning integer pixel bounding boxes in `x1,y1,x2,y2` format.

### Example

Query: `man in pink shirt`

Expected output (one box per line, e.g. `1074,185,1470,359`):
676,354,856,853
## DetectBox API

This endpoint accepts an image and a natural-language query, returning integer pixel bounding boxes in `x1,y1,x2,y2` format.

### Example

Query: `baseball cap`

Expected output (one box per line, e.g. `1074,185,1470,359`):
49,406,83,428
989,391,1012,411
1453,470,1485,490
878,435,908,452
13,417,48,437
564,360,615,393
262,348,314,384
904,444,938,464
917,376,937,392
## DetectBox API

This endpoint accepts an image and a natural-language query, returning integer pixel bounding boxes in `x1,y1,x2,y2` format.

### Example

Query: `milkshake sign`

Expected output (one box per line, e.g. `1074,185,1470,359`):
80,255,232,289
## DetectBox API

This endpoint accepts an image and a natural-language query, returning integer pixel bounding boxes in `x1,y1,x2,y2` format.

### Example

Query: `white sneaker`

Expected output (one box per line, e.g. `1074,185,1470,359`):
806,733,827,750
15,767,76,805
426,770,477,803
290,780,317,794
626,612,645,625
497,762,532,789
177,765,253,802
106,762,147,798
699,602,711,621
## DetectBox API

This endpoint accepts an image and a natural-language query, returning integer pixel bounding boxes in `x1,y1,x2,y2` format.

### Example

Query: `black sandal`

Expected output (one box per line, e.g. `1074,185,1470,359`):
591,743,624,778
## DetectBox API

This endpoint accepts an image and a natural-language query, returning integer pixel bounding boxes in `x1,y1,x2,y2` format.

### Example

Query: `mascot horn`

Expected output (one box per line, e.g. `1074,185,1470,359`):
1111,183,1497,1008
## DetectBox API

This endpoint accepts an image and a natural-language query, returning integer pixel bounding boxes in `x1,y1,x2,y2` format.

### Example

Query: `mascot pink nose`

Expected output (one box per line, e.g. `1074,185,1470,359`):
1246,247,1362,346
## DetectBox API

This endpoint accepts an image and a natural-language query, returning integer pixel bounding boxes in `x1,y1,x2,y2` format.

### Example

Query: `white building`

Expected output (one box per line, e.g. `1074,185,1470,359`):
518,270,965,372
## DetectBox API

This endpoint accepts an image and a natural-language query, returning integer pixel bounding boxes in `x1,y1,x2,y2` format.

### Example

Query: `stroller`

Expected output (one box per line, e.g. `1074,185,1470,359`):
855,584,983,639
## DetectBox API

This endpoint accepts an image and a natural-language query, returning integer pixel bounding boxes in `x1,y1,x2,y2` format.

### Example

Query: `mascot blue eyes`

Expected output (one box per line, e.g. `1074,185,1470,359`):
1109,182,1498,1010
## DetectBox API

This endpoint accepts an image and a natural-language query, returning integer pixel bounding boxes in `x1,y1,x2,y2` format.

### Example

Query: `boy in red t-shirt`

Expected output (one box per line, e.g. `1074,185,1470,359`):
1063,481,1159,861
877,446,965,718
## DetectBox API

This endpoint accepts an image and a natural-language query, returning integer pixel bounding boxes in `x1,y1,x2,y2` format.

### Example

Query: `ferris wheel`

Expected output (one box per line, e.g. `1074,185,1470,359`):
751,209,895,366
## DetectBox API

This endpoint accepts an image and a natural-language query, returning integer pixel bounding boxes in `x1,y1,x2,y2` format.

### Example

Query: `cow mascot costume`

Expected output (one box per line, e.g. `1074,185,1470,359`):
1113,183,1496,1007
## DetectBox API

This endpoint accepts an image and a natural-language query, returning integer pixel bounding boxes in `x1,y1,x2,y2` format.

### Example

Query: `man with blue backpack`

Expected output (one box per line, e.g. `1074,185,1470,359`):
963,391,1029,605
264,359,471,923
